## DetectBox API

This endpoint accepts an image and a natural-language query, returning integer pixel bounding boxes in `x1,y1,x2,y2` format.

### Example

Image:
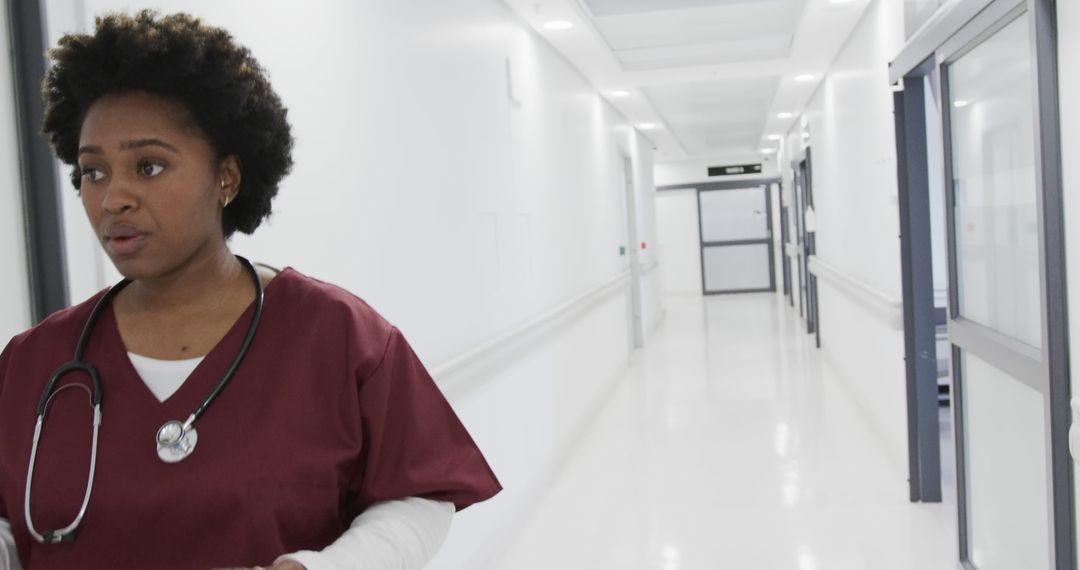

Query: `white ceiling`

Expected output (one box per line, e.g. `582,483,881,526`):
503,0,874,165
583,0,757,17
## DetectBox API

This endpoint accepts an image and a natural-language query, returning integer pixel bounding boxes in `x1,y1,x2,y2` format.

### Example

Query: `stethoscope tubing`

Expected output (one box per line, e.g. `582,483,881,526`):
23,255,264,544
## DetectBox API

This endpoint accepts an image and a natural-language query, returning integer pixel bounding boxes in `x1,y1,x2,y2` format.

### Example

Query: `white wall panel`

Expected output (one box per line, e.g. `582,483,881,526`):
781,0,908,469
0,7,33,339
43,1,659,568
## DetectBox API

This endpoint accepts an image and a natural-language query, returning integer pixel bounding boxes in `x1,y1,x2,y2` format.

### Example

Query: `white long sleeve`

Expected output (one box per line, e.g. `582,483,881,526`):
0,518,22,570
2,499,453,570
278,498,455,570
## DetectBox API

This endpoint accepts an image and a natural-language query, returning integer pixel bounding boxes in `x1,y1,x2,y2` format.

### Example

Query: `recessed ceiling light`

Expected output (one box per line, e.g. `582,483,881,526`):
953,100,970,108
762,148,777,155
777,112,794,119
609,90,632,98
767,134,782,141
638,123,656,130
543,20,573,30
794,74,816,83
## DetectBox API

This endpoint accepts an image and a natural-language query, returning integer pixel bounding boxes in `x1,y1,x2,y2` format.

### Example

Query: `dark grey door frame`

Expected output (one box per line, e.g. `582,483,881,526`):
790,166,807,318
792,149,820,346
8,0,69,320
779,182,792,300
893,57,943,504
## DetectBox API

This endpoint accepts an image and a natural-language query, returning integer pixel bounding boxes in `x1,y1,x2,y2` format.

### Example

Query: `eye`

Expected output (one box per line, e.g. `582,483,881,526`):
139,160,165,177
80,167,105,183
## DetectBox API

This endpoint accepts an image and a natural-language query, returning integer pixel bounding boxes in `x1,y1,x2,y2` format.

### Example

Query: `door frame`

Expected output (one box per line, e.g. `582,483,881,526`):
779,182,793,300
891,0,1071,566
7,0,69,320
792,148,821,346
893,57,944,504
696,183,775,296
621,155,645,350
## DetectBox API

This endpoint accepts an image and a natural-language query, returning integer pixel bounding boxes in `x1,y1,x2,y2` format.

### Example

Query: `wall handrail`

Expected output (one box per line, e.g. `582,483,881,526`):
807,255,903,330
432,269,636,384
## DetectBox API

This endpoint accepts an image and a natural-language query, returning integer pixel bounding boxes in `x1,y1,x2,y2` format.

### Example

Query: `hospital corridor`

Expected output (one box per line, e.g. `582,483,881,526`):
0,0,1079,569
495,293,958,569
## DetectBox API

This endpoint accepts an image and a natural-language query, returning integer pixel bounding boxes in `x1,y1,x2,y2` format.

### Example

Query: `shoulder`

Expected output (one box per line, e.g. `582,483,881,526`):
265,267,397,366
0,289,110,396
4,289,108,354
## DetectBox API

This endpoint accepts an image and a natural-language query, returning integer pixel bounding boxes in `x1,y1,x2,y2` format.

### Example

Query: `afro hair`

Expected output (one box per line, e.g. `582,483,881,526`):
42,10,294,238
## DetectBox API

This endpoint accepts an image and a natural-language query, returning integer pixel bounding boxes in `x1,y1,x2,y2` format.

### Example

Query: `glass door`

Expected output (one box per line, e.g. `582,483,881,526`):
941,5,1071,568
696,185,775,294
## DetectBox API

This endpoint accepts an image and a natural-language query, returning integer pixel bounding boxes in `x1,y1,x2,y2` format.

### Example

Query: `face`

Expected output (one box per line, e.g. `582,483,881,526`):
77,91,239,280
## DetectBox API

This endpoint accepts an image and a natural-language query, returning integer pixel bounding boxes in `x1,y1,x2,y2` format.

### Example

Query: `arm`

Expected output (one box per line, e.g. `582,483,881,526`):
274,497,454,570
0,518,22,570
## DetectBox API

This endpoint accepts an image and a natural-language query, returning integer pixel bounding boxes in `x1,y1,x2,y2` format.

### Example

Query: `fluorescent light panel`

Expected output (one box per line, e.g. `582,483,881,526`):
543,20,573,30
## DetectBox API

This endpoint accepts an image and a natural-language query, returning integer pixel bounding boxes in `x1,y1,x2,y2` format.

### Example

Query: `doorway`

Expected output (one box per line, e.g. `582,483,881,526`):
892,0,1070,567
696,182,776,295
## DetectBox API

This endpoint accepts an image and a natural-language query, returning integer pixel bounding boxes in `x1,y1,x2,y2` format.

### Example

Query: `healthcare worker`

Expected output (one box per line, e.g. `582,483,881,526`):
0,10,501,569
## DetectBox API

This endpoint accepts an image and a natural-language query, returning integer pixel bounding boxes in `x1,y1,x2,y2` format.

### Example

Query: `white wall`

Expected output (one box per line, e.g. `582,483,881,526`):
1058,0,1080,550
655,190,701,294
43,1,661,568
0,7,33,340
781,0,909,472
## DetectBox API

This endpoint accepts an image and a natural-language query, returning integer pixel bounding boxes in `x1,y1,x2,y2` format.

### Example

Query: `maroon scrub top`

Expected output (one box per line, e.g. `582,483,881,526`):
0,268,501,569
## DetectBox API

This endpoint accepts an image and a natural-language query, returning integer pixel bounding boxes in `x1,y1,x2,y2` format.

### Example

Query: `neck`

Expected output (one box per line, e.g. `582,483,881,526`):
123,245,245,316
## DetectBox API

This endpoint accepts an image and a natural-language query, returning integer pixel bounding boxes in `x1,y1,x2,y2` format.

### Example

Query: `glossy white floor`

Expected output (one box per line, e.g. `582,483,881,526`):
496,292,959,569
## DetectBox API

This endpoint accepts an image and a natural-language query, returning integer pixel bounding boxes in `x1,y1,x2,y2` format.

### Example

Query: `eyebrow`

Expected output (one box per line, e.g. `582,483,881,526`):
77,138,181,156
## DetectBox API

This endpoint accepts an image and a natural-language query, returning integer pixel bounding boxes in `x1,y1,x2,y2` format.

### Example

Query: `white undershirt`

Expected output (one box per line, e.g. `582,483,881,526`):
0,355,455,569
126,351,203,401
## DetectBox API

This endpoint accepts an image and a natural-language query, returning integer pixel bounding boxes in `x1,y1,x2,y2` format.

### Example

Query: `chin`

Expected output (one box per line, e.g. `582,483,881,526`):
106,255,161,282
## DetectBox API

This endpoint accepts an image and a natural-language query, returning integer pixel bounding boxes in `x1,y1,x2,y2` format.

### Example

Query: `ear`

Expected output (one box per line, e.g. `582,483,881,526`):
217,154,243,204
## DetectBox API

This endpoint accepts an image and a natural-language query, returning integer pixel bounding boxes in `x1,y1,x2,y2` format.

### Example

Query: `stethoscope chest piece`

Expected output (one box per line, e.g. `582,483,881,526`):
156,420,198,463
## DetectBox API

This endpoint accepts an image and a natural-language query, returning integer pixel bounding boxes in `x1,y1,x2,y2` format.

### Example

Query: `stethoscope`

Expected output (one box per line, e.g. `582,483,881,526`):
23,255,264,544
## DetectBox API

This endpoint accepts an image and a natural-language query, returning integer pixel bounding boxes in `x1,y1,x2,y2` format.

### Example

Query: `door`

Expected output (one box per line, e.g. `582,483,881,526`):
696,185,775,295
940,4,1071,568
779,183,792,300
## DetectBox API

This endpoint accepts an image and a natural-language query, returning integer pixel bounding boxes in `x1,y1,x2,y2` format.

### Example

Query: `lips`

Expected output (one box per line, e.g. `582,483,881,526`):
104,224,148,257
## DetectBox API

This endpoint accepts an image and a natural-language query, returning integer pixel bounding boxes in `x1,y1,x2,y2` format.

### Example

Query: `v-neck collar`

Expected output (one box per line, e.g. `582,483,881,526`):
98,268,292,414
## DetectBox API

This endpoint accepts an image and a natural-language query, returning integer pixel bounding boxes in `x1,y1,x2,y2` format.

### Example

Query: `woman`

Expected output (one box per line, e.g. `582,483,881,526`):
0,10,500,570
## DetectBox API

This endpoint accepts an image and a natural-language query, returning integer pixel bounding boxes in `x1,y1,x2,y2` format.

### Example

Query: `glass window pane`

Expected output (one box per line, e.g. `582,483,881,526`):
963,350,1050,570
948,13,1042,348
703,244,770,292
699,188,768,243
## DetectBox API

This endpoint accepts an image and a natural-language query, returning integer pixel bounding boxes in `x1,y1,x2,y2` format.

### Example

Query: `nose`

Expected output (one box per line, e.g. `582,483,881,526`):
99,178,138,215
